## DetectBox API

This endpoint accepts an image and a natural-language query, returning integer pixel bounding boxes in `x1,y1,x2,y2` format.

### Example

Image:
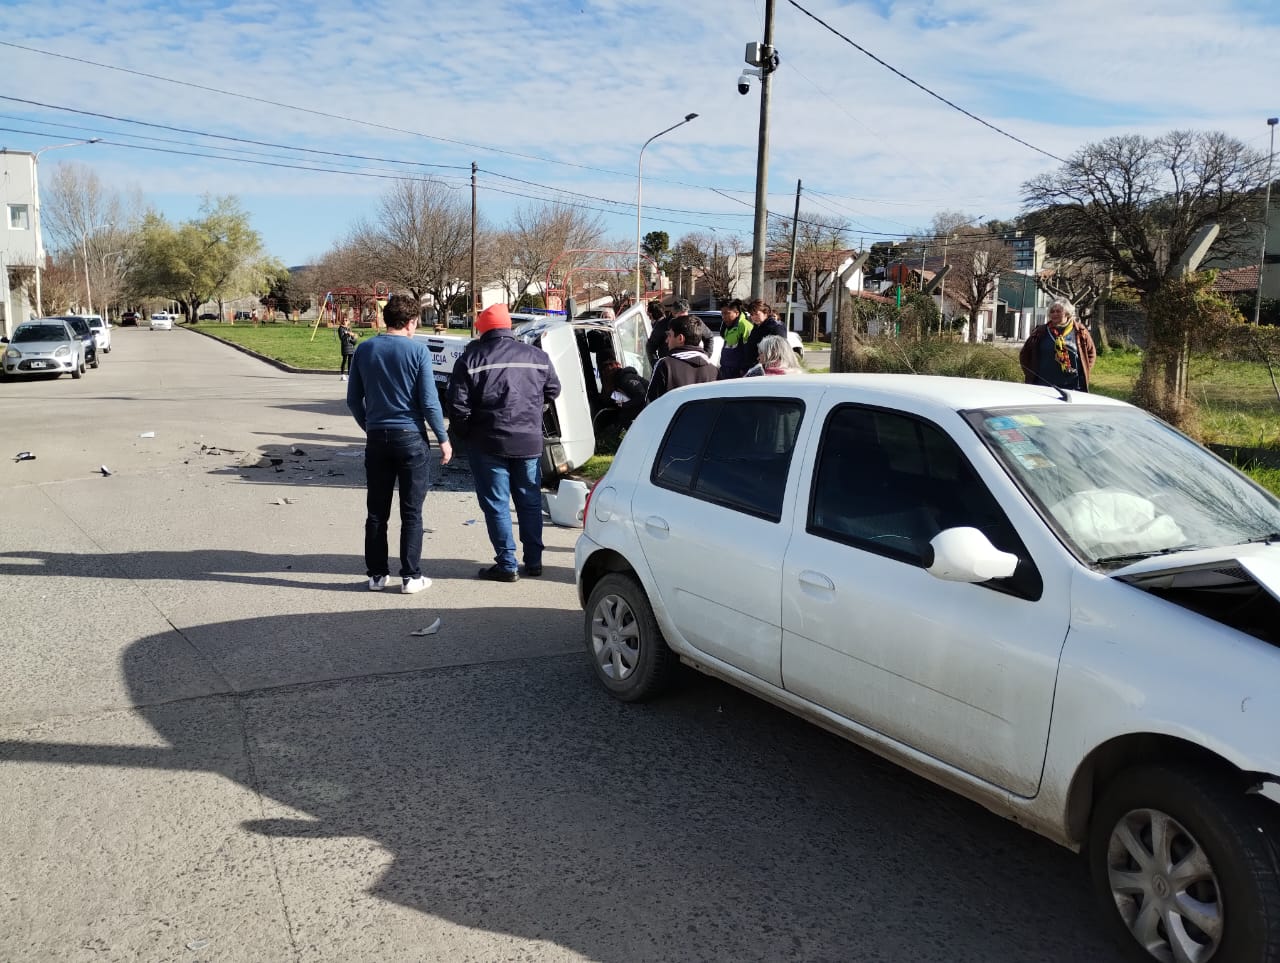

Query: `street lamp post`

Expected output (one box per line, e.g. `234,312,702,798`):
30,138,101,317
636,114,698,306
1254,118,1278,326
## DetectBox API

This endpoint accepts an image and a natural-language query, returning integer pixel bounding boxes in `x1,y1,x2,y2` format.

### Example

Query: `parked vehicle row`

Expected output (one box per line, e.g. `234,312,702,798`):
1,314,120,380
575,373,1280,963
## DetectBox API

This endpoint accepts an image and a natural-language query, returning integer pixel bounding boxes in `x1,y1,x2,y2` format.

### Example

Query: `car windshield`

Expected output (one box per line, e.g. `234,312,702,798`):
967,404,1280,568
14,324,69,343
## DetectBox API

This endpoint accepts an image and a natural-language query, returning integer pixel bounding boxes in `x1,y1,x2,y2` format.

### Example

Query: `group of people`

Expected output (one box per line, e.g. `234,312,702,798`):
641,296,800,405
344,296,556,591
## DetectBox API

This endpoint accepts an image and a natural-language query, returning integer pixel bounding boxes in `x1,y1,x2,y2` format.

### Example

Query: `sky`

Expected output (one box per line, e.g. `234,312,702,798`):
1,0,1278,267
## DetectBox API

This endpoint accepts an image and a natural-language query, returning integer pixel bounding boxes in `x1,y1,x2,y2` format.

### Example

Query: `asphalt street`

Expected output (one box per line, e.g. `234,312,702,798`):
0,325,1125,962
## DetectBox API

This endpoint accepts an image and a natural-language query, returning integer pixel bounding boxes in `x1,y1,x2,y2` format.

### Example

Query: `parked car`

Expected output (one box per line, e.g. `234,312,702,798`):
233,311,253,321
692,309,805,360
149,312,174,331
198,312,218,321
1,319,86,379
575,373,1280,963
84,314,112,354
120,310,139,327
56,315,99,368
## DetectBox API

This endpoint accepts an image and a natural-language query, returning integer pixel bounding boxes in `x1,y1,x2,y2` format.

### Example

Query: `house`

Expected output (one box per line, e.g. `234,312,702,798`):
763,249,866,337
0,150,40,338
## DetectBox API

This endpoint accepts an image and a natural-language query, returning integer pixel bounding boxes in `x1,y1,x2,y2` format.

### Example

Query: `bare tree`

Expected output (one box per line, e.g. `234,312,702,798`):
945,231,1014,342
506,202,605,308
1023,130,1268,421
767,212,851,341
703,234,748,303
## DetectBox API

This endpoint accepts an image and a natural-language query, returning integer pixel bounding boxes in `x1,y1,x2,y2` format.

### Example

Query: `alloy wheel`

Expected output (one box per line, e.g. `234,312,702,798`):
590,593,641,682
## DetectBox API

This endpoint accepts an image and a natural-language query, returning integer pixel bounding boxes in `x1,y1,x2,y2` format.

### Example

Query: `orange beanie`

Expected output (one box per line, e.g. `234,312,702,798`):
476,303,512,334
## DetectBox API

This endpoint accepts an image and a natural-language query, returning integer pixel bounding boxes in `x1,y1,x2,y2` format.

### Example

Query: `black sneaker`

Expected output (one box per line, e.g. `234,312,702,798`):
478,565,519,583
520,563,543,577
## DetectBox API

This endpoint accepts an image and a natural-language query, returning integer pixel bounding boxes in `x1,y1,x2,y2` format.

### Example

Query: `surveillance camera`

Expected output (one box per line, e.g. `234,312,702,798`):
737,72,752,95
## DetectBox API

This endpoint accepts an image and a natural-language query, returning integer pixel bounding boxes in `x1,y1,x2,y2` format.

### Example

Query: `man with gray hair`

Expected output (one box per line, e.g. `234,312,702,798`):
646,297,713,365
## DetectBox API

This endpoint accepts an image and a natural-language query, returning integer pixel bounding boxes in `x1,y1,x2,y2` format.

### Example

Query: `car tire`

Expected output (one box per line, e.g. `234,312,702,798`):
584,573,676,703
90,355,100,369
1088,764,1280,963
72,362,83,380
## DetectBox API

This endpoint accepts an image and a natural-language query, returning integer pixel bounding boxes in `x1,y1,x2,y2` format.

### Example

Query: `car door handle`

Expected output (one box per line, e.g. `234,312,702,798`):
644,516,670,535
798,570,835,591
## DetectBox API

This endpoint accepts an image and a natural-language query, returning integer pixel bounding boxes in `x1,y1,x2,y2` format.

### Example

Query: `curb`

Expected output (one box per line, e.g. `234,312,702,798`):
182,324,336,375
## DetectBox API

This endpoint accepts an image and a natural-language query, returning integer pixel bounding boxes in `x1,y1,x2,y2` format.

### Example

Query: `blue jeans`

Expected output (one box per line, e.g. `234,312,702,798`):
364,429,431,579
469,450,543,572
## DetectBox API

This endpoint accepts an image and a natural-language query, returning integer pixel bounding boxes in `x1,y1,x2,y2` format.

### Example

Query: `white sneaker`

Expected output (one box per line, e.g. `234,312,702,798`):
340,374,348,381
368,575,388,591
401,575,431,595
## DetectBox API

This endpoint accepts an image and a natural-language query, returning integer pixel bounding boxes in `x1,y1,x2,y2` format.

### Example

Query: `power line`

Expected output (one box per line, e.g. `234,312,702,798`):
785,0,1066,163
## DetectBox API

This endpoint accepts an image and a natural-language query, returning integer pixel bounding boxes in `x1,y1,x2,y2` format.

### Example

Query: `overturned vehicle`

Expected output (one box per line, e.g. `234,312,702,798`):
418,305,654,484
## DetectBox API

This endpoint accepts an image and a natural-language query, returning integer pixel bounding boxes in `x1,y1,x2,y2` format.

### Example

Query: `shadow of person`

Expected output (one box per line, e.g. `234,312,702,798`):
0,608,1122,962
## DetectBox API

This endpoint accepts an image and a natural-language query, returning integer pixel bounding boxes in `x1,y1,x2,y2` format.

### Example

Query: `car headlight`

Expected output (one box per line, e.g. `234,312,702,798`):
4,348,20,360
54,346,71,358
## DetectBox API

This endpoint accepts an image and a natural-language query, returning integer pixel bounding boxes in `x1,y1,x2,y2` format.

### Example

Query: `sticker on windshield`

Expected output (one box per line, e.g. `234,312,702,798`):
995,428,1027,443
1013,414,1044,427
1015,452,1054,470
985,416,1018,430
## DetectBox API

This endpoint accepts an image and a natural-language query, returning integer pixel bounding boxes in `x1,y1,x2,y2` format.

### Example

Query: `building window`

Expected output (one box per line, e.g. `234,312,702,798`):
8,204,30,230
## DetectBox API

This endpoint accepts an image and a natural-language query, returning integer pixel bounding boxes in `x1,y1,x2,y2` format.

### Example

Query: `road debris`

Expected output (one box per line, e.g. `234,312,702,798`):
411,618,442,637
13,451,35,462
291,446,307,456
99,465,113,477
272,496,295,506
139,431,156,438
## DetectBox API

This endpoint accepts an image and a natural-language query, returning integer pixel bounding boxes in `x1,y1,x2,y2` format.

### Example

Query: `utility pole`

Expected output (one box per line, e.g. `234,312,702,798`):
784,179,801,329
470,162,477,333
749,0,777,300
1254,118,1278,325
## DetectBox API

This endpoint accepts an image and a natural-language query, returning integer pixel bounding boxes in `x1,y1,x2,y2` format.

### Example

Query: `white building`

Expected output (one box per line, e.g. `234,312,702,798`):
0,150,40,338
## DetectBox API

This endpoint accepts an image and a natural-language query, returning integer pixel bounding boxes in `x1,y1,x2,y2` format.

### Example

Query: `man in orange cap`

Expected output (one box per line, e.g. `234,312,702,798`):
448,304,561,581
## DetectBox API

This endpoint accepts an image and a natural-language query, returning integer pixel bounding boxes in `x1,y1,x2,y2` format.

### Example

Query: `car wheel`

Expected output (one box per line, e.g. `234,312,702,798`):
72,362,83,380
90,355,100,369
1088,764,1280,963
584,573,676,702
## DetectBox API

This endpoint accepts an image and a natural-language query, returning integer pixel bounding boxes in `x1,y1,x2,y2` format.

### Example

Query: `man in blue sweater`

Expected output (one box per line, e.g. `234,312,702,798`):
448,303,560,582
346,294,452,594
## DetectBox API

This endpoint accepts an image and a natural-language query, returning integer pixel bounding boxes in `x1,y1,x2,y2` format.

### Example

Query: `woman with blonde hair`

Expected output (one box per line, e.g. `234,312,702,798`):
745,334,801,376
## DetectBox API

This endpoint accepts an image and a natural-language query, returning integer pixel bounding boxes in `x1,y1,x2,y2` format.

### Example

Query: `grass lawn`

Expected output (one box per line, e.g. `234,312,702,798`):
190,321,351,370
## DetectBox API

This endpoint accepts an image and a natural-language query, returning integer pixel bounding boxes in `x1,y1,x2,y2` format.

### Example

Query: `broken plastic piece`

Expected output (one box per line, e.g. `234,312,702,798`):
186,940,210,951
139,431,156,438
14,451,35,462
272,496,295,505
291,446,306,456
411,618,442,637
99,465,113,477
463,519,477,525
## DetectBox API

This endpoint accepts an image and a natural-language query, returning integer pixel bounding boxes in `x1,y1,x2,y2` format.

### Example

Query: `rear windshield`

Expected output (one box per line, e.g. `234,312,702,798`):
14,324,70,343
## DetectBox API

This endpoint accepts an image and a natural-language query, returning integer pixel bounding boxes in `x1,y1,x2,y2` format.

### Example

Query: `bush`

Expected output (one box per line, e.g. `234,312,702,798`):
844,335,1021,381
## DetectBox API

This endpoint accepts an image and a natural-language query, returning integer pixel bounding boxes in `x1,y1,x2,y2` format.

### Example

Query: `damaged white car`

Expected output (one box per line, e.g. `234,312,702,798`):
575,375,1280,963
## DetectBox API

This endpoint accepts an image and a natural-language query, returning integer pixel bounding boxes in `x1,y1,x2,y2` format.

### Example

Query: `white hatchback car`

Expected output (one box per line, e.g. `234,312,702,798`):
149,312,174,331
575,374,1280,963
84,314,112,354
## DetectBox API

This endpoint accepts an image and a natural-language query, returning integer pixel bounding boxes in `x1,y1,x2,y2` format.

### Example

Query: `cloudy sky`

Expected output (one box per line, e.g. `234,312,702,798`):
2,0,1278,265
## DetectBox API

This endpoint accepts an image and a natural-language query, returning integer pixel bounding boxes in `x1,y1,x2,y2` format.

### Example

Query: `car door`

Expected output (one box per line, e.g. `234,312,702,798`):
780,400,1072,797
630,389,816,687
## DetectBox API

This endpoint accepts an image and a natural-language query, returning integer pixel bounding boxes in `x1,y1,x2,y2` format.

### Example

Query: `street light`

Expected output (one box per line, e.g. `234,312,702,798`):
29,138,101,317
1254,117,1278,326
635,113,697,306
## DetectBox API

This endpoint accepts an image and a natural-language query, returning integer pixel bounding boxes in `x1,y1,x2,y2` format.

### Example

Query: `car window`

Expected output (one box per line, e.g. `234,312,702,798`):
65,318,90,336
652,398,805,522
809,405,1040,597
614,312,652,380
14,324,70,343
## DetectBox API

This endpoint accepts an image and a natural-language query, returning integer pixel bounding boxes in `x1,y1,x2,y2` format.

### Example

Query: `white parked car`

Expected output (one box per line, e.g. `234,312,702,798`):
84,314,112,354
149,312,174,331
575,373,1280,963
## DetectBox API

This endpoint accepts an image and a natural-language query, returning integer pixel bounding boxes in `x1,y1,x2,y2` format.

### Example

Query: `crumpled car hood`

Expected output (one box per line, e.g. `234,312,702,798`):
1113,543,1280,604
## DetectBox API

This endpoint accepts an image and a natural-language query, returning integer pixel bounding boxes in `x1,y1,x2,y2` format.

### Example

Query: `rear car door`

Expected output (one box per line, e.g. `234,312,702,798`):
630,388,817,686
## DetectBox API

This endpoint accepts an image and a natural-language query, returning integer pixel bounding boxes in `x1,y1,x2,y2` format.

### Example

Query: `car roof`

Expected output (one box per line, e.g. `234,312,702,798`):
667,373,1132,415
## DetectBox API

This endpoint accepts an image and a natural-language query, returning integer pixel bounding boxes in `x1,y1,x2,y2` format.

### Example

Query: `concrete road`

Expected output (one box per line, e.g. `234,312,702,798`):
0,326,1123,962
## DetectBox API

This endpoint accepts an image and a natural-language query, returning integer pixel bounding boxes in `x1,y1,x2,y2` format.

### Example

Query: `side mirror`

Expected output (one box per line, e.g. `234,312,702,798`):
926,527,1019,582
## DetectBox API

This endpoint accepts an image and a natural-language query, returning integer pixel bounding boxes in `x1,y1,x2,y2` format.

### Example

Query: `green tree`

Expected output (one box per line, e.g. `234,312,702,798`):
129,196,268,322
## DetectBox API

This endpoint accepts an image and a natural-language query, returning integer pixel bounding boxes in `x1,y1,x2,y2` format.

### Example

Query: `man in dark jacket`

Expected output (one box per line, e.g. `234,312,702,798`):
646,315,719,403
346,294,452,595
646,297,714,365
448,303,562,582
743,298,788,369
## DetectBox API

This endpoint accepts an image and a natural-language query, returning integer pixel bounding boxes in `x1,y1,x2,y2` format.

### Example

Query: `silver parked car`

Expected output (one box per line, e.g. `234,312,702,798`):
2,319,86,379
576,374,1280,962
